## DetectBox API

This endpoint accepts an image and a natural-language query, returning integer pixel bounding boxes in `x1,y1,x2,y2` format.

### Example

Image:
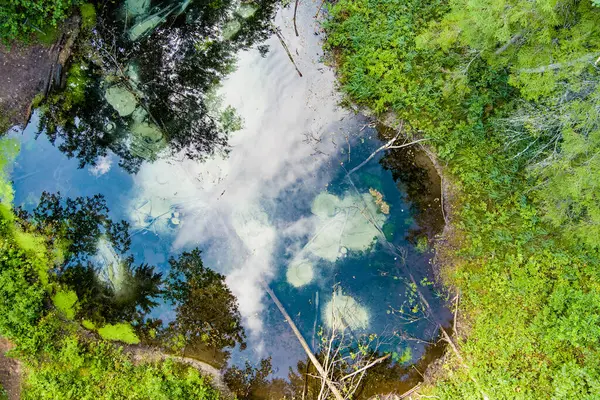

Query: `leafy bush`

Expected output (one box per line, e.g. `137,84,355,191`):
325,0,600,397
0,0,81,41
22,337,221,400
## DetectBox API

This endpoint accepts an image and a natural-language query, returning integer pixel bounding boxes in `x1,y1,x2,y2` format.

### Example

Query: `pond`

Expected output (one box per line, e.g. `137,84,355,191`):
7,0,451,396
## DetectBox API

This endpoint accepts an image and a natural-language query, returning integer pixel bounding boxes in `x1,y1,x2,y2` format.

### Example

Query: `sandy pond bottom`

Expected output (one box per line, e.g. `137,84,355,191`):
7,0,451,395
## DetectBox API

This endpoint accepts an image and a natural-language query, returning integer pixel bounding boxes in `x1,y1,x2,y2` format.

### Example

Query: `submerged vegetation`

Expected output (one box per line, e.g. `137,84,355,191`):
326,0,600,397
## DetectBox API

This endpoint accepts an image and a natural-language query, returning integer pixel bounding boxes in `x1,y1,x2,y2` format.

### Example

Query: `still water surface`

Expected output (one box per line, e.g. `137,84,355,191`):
9,0,450,387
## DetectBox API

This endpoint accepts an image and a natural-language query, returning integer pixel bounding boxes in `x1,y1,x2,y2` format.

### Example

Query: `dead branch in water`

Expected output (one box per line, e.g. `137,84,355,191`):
315,0,326,18
346,122,430,176
262,282,344,400
293,0,300,36
453,291,460,338
271,24,303,77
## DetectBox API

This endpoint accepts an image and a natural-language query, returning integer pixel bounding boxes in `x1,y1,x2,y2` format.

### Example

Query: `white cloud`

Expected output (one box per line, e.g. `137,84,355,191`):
89,155,113,176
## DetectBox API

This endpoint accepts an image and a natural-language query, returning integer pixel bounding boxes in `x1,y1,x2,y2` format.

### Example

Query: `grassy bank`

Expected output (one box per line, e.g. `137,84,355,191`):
324,0,600,398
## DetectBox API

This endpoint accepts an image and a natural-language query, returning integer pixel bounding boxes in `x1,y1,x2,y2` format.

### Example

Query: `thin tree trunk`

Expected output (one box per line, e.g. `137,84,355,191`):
272,25,303,77
262,282,344,400
293,0,300,37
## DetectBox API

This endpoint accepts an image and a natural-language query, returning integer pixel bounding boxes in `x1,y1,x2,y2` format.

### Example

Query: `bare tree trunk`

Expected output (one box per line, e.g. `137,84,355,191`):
262,282,344,400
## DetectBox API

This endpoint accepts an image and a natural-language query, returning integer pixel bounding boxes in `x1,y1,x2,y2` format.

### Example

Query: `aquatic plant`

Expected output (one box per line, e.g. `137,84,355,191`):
368,188,390,214
305,191,387,262
286,257,314,288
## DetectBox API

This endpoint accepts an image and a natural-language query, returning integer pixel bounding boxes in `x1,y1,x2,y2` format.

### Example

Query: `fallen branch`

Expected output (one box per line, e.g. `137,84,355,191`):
293,0,300,36
272,25,303,77
315,0,326,18
453,291,460,337
519,53,598,73
262,282,344,400
341,354,390,381
440,175,448,224
347,123,430,176
399,382,422,399
494,32,523,55
387,138,430,150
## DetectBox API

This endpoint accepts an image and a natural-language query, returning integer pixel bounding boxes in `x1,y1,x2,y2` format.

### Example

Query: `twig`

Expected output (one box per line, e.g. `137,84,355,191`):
272,24,303,77
340,354,390,381
293,0,300,36
262,282,344,400
399,383,422,399
453,291,460,337
347,125,432,176
440,176,447,224
314,0,326,18
494,32,523,55
387,138,430,149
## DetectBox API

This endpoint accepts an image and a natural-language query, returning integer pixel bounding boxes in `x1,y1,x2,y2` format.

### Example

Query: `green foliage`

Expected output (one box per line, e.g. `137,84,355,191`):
52,290,78,320
0,138,19,204
0,385,6,400
81,319,96,330
224,357,273,399
98,322,140,345
326,0,600,397
15,191,131,264
79,3,96,30
22,337,221,399
0,0,81,42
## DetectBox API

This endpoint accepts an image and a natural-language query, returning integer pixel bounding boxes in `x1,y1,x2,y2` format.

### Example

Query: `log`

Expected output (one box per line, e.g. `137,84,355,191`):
262,282,344,400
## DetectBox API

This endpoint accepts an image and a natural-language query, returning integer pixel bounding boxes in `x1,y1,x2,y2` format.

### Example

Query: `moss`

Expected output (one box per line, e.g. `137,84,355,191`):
35,25,60,45
81,319,96,330
415,236,429,253
52,290,78,320
98,323,140,344
31,93,45,109
80,4,97,30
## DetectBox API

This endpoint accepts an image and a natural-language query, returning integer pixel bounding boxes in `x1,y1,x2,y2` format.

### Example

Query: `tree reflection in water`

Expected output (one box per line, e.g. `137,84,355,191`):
39,0,279,173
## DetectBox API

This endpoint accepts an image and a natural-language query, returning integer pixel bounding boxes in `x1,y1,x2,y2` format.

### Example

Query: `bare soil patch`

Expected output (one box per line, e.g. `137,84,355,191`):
0,16,80,131
0,338,21,400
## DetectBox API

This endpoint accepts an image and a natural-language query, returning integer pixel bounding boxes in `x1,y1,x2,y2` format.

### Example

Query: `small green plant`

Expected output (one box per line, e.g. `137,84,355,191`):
31,93,45,109
80,3,97,30
98,323,140,344
415,236,429,253
81,319,96,331
52,290,78,320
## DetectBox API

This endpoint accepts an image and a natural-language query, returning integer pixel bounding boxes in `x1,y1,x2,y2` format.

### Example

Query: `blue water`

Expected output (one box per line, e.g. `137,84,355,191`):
8,111,450,378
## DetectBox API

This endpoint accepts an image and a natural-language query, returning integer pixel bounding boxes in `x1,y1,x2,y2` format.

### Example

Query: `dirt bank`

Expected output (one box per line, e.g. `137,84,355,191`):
0,16,80,132
0,338,21,400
